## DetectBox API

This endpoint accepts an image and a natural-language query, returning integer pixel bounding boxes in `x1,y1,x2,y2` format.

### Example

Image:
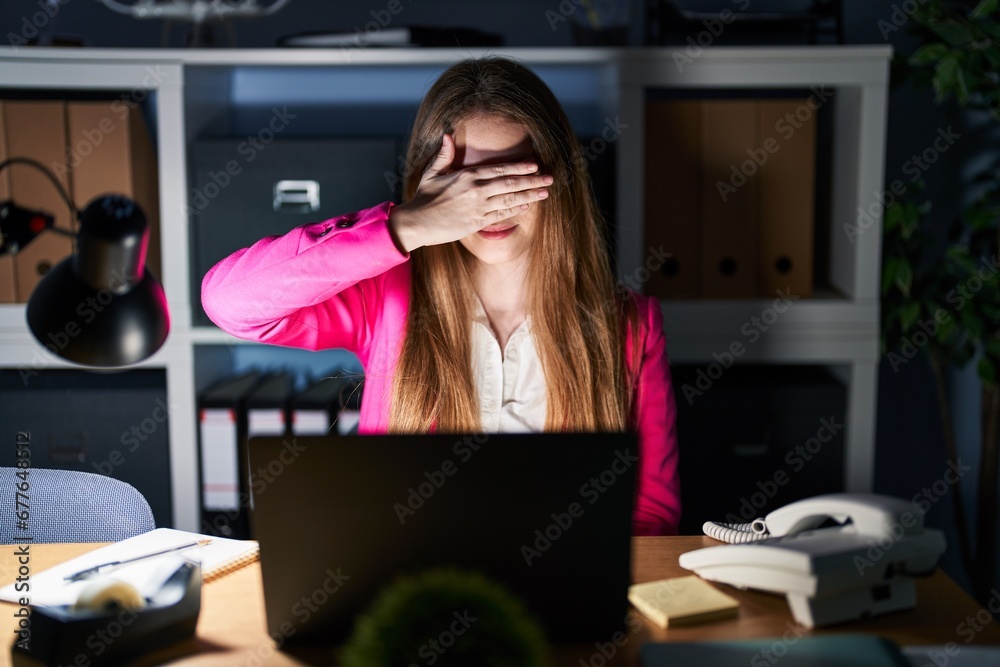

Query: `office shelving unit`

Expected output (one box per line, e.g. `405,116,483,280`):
0,45,891,531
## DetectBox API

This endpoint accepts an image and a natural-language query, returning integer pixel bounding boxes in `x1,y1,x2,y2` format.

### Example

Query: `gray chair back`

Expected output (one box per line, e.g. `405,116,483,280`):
0,467,155,543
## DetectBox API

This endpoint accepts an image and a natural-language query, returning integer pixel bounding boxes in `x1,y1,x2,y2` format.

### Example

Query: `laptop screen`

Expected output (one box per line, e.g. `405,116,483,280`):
248,432,637,644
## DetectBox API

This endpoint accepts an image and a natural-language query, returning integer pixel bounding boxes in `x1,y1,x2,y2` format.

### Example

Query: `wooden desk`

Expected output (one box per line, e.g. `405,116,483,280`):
1,537,997,666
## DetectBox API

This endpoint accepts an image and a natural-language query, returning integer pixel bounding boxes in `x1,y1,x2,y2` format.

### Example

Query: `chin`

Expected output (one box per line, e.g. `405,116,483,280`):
461,239,528,265
459,225,533,265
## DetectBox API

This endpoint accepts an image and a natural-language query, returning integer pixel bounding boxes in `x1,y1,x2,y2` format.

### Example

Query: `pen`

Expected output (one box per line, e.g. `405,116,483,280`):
64,539,213,582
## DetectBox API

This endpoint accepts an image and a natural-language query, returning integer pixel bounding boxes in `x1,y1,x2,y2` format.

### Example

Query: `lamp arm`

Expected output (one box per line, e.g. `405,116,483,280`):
93,0,140,16
258,0,292,16
0,157,79,227
95,0,293,21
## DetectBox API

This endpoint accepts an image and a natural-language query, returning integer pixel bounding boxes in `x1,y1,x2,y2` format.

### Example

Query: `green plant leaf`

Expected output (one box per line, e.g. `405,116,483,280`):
946,244,972,263
985,338,1000,359
972,0,999,19
931,20,975,47
967,205,999,231
898,201,926,240
983,46,1000,69
978,356,997,385
901,210,922,239
910,42,950,66
956,64,971,104
934,54,961,100
883,256,903,295
961,308,984,338
896,258,914,296
983,305,1000,322
901,301,921,332
938,315,957,343
983,21,1000,43
884,202,903,233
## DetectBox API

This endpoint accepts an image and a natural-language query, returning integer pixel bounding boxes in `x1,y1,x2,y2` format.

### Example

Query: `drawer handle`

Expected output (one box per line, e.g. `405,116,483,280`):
273,180,320,213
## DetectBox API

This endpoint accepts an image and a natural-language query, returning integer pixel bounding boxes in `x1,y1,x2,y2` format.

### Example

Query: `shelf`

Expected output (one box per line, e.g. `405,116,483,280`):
0,304,25,332
187,326,251,345
186,59,616,138
660,297,878,363
0,45,892,67
0,45,892,526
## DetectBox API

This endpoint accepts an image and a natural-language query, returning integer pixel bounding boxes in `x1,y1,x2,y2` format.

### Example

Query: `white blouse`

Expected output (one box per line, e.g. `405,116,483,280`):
470,299,547,433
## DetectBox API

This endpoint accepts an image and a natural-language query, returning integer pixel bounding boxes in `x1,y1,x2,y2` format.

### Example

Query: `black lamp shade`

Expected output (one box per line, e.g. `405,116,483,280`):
26,195,169,367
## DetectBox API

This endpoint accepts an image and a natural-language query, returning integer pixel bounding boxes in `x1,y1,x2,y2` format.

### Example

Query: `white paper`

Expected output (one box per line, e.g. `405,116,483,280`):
0,529,258,607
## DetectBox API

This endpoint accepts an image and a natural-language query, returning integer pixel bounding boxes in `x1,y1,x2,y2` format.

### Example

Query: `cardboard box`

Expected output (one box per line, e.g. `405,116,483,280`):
66,101,161,282
644,100,701,299
0,101,15,303
4,101,73,303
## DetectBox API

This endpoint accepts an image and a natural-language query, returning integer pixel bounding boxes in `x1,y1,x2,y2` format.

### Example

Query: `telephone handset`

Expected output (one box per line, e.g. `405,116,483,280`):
679,493,946,628
701,493,928,544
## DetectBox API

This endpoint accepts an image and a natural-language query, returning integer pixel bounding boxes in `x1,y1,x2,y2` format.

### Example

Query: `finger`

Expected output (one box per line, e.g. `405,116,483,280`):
472,161,541,182
481,203,532,226
425,133,455,178
485,187,549,213
481,173,553,199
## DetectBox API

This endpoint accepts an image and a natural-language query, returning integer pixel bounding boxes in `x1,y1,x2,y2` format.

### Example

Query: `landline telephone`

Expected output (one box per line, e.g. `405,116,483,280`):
678,493,946,628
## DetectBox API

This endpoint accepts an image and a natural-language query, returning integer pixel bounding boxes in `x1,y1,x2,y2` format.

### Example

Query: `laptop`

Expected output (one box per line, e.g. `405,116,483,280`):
248,432,637,644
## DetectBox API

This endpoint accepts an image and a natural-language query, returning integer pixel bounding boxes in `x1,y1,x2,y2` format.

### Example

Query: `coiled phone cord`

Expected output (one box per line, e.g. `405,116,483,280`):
702,519,771,543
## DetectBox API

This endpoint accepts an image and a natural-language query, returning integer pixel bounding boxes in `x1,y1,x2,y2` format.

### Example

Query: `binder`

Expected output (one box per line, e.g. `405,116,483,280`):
757,98,815,298
291,376,341,436
337,374,364,435
244,372,292,515
699,100,759,298
291,373,364,436
246,372,292,438
197,371,261,539
644,100,702,299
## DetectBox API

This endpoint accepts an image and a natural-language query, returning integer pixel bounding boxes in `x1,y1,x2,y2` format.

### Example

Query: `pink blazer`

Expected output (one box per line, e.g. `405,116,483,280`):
201,202,681,535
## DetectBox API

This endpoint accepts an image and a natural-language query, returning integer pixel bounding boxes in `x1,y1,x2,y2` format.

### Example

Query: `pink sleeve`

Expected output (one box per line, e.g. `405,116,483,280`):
632,295,682,536
200,201,407,358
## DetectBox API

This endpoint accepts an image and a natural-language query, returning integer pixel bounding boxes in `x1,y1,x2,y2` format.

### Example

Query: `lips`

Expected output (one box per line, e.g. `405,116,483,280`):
478,224,517,240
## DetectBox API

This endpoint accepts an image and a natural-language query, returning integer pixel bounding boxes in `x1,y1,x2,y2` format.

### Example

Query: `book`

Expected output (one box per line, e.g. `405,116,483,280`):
628,575,738,628
0,528,259,607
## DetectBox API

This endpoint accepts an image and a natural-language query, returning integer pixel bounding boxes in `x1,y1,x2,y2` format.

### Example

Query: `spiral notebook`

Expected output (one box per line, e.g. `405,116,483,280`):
0,528,259,607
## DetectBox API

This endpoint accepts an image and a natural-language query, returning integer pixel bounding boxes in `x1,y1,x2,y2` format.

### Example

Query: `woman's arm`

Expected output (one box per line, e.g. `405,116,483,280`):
201,201,407,355
632,295,682,536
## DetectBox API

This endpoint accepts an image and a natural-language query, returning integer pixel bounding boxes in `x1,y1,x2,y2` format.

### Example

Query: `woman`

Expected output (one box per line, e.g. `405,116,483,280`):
201,57,680,535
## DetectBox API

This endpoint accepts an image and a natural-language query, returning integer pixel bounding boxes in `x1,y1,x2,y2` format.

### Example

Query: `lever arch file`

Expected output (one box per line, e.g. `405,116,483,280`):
197,372,261,539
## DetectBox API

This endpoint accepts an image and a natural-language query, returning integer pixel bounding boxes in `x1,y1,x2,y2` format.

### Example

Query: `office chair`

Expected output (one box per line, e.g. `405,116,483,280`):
646,0,845,45
0,467,155,543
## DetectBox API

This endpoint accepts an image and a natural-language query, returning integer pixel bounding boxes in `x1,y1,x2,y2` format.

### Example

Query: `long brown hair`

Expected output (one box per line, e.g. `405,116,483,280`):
388,57,637,433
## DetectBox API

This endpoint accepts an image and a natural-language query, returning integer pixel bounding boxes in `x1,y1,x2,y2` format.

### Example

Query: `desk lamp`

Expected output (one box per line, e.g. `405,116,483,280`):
0,157,169,367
